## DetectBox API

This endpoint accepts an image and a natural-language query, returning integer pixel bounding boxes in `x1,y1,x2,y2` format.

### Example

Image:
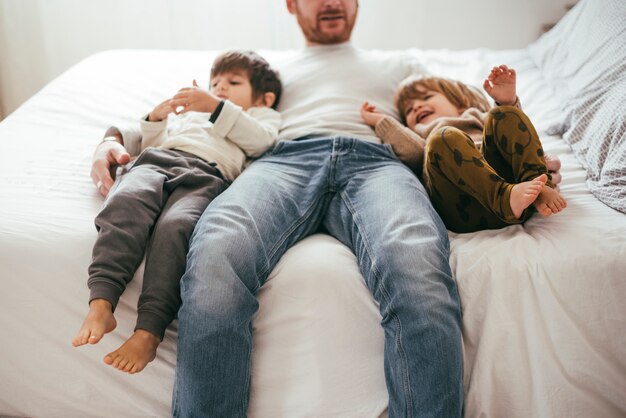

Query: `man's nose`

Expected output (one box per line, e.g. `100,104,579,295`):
321,0,342,9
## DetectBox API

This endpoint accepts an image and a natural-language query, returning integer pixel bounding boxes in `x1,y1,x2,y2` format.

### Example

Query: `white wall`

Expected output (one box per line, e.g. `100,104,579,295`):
0,0,573,120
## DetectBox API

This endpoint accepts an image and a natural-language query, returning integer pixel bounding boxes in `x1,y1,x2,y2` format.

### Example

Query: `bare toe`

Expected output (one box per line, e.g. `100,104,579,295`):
73,300,116,347
536,202,551,217
104,352,117,366
88,332,103,344
103,330,160,374
510,175,546,218
72,329,90,347
117,358,129,371
533,185,566,217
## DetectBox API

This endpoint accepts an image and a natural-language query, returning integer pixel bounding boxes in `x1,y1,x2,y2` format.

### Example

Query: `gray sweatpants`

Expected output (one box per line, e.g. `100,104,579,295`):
88,148,228,339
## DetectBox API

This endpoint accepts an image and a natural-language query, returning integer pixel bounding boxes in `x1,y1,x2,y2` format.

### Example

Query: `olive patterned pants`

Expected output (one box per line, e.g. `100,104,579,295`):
423,106,554,233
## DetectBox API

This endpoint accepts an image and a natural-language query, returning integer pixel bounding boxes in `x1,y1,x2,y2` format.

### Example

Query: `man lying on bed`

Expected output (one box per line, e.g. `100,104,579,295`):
90,0,561,416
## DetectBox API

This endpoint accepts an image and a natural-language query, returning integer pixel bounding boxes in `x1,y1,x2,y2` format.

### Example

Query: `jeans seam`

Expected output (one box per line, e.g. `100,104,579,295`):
257,193,327,279
241,326,252,417
338,190,414,416
172,378,179,417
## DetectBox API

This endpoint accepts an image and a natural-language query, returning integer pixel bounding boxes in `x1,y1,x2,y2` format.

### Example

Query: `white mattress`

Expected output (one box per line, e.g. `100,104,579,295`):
0,47,625,418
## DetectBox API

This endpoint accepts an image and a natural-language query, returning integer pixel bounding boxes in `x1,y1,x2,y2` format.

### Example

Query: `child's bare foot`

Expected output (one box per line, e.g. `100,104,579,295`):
72,299,116,347
510,174,547,218
103,329,161,374
534,184,567,216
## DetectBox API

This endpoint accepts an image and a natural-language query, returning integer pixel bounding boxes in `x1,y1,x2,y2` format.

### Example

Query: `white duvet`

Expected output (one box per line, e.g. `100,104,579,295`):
0,42,625,418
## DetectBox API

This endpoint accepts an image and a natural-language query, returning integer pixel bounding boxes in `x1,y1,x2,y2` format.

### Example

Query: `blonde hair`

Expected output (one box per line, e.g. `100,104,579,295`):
395,75,490,124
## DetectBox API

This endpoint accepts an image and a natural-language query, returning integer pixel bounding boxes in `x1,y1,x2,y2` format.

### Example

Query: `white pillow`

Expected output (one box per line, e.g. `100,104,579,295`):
527,0,626,213
563,80,626,212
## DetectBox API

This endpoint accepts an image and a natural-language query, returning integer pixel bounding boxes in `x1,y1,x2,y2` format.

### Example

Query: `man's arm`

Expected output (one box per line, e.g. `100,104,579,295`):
91,127,130,197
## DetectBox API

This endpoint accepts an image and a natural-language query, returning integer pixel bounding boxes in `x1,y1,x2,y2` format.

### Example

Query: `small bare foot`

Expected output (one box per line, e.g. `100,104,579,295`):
534,184,567,216
104,329,161,374
72,299,117,347
510,174,547,218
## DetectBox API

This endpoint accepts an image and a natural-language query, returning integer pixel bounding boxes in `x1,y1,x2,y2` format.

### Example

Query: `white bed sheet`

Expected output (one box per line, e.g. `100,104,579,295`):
0,47,625,418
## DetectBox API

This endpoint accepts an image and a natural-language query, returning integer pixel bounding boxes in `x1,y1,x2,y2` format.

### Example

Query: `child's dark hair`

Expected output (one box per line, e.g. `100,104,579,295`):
395,75,490,124
211,50,282,109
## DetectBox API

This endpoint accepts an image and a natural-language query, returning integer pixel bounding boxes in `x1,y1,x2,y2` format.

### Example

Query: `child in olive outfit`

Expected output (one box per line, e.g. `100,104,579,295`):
73,50,282,374
361,64,566,233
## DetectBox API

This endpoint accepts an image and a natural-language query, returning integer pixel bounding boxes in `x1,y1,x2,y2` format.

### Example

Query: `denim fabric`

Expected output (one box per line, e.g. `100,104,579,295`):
173,137,463,418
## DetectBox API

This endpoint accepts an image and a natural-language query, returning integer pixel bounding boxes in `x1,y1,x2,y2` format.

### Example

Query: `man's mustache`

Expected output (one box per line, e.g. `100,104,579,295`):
317,9,346,21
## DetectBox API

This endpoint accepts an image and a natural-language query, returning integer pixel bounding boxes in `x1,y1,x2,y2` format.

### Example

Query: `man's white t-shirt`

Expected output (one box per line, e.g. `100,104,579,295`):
273,42,426,142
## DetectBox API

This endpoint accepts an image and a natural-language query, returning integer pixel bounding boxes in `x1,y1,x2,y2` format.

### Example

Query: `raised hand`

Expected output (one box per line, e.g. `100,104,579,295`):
483,65,517,105
360,101,385,127
148,99,177,122
170,80,220,114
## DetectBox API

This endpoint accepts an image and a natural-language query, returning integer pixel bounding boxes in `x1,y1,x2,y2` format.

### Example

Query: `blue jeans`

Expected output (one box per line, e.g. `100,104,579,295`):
173,137,463,418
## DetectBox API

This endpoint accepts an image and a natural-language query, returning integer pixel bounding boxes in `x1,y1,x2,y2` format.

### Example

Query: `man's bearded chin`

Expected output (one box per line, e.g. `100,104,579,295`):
299,15,356,44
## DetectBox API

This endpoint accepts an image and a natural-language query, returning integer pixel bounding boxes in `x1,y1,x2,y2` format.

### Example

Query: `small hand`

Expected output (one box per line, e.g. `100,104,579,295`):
170,80,220,114
91,139,130,197
148,99,176,122
483,64,517,105
360,101,385,128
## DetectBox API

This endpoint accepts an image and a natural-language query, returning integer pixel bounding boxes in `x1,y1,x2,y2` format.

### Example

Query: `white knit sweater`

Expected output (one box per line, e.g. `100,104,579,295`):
126,100,280,181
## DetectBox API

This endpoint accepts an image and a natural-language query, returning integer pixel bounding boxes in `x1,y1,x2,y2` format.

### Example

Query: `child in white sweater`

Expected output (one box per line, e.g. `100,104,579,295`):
73,50,281,373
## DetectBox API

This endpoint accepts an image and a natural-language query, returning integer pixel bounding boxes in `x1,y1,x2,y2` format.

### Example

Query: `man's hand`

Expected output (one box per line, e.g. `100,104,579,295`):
483,65,517,106
545,153,562,188
360,102,385,128
91,135,130,197
170,80,221,114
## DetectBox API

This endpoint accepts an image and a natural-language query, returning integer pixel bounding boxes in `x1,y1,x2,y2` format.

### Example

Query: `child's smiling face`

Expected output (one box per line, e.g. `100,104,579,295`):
403,90,462,128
